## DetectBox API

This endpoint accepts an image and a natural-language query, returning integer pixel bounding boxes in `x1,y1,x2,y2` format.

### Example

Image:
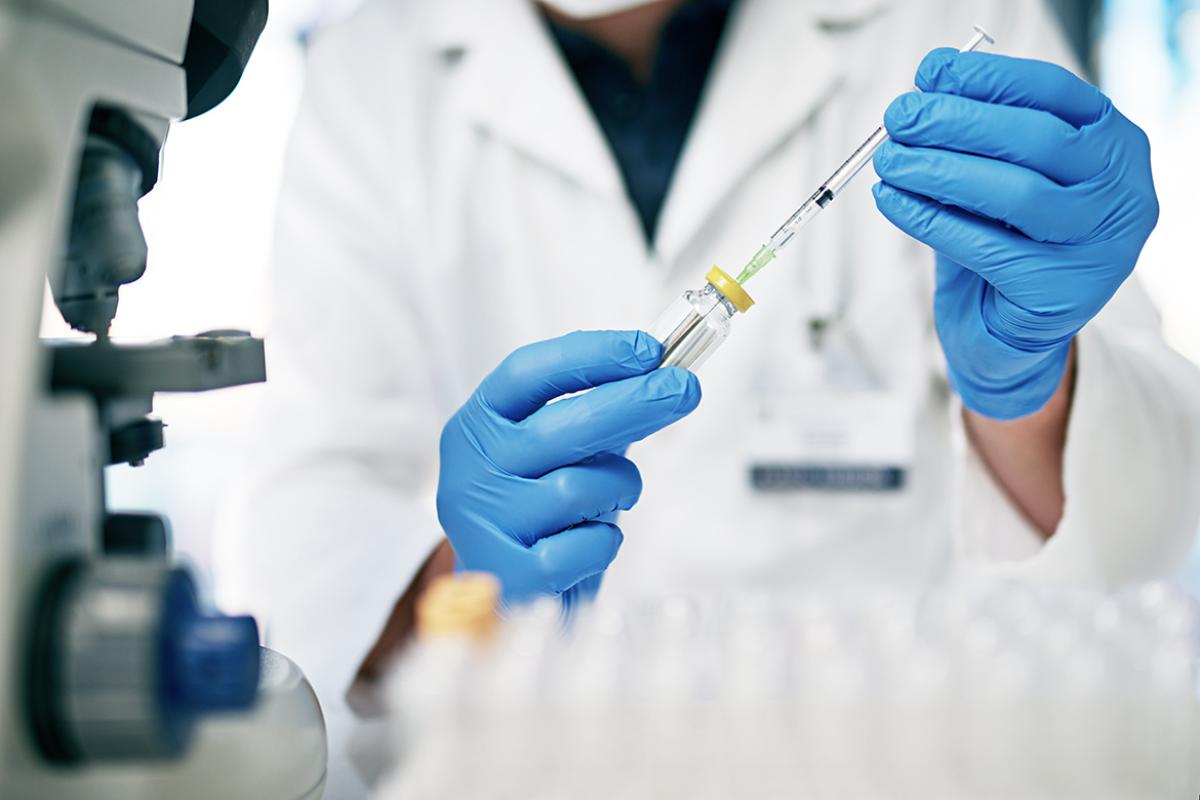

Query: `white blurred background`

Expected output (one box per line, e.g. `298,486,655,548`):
1100,0,1200,588
38,0,1200,594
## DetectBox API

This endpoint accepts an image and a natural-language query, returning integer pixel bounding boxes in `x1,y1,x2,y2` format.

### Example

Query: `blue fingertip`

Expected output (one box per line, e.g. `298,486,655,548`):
871,182,910,221
883,92,920,134
871,139,897,176
915,47,959,92
609,527,624,562
633,330,664,369
657,367,702,413
680,369,703,411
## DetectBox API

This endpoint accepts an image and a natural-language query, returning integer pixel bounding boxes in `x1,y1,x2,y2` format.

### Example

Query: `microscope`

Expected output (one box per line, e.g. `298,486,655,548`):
0,2,326,797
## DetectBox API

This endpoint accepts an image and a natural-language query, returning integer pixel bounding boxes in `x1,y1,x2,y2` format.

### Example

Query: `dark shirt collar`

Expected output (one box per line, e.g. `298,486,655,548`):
546,0,736,244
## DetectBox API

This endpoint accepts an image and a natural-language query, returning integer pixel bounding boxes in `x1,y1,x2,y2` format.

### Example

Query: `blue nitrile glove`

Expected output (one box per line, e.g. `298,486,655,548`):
437,330,701,606
872,50,1159,419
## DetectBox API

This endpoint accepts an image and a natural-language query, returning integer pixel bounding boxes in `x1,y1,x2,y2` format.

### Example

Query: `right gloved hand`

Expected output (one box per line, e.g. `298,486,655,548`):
437,330,701,605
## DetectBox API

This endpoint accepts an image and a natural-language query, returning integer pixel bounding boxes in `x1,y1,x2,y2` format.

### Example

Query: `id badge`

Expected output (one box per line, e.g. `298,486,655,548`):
746,390,917,492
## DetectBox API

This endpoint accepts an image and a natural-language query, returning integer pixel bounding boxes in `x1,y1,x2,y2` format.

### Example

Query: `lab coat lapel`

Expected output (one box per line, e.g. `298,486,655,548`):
654,0,845,264
434,0,625,200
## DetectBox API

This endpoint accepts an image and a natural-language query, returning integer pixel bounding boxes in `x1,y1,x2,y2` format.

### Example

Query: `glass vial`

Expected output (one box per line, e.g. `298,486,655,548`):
651,266,754,371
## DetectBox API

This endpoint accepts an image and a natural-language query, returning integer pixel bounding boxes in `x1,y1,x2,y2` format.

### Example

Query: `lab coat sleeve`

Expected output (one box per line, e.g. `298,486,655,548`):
956,284,1200,586
215,6,447,706
950,0,1200,586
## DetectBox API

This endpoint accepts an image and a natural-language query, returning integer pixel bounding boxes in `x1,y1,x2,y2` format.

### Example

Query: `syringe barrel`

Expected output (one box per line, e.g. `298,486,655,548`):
814,26,993,202
823,125,890,197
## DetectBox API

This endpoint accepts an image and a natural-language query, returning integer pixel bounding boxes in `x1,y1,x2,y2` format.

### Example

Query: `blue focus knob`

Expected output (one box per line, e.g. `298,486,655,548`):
28,560,264,763
161,570,260,714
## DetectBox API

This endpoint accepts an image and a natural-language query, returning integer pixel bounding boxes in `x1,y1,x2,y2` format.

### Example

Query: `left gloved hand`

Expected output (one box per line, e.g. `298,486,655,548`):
872,49,1160,419
437,330,701,609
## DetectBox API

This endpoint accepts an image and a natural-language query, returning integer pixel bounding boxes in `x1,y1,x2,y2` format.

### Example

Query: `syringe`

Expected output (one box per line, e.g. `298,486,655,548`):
736,25,995,285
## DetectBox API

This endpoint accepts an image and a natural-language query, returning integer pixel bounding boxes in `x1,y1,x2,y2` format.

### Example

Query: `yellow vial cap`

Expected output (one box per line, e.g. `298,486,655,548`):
706,266,755,314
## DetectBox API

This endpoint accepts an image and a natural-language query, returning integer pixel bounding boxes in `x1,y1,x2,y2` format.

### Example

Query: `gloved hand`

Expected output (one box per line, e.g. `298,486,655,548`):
872,50,1159,419
437,330,701,606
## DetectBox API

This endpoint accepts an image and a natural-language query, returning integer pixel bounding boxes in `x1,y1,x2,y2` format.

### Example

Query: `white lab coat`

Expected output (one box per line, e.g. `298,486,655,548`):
217,0,1200,761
